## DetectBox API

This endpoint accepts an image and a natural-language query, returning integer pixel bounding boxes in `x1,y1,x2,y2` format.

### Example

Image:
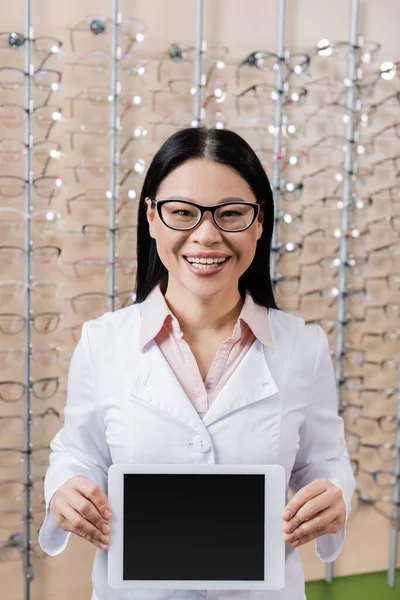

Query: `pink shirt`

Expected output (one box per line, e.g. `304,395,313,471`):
139,284,274,419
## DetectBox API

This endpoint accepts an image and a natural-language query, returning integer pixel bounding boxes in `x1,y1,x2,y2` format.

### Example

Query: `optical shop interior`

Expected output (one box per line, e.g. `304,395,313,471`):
0,0,400,599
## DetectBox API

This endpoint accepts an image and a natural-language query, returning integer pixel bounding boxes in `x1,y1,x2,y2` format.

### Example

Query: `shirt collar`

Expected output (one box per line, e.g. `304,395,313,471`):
139,283,274,352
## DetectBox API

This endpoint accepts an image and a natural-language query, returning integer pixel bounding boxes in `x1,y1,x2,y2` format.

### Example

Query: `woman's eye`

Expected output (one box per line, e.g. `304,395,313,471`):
173,210,191,216
220,211,241,217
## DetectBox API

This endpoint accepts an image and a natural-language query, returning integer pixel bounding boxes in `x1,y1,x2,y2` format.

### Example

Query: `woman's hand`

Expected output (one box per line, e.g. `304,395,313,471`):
49,475,112,551
282,478,346,547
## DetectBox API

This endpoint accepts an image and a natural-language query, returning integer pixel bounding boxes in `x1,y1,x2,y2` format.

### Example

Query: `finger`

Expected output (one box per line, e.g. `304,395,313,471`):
283,479,330,521
72,476,112,520
284,507,338,545
283,489,332,534
58,503,110,550
68,489,111,535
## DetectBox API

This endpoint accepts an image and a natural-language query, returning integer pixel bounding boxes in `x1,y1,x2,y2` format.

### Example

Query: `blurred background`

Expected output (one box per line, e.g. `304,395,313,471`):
0,0,399,598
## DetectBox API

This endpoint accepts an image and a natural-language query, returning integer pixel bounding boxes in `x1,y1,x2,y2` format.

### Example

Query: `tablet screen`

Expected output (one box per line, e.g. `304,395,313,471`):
123,473,265,582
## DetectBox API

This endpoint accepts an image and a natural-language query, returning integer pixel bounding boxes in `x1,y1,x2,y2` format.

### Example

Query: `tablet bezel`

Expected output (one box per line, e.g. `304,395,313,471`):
108,463,285,590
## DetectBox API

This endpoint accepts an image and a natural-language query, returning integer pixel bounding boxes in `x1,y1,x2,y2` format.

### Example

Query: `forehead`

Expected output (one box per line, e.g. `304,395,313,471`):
157,159,255,202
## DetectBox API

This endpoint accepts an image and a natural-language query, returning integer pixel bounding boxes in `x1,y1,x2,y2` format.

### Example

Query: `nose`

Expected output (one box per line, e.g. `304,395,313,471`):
189,211,223,245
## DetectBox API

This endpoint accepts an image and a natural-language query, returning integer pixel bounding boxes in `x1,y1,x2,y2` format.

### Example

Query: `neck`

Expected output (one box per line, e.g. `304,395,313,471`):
164,280,244,339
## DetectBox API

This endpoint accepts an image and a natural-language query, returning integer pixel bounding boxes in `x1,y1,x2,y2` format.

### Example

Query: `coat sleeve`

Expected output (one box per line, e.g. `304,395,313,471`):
38,320,112,556
288,324,356,563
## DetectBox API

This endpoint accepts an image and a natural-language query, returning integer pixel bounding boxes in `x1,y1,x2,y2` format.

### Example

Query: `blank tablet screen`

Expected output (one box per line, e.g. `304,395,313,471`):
123,473,265,582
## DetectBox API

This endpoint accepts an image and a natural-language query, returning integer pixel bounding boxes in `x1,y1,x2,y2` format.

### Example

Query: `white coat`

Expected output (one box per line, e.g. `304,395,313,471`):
38,303,355,600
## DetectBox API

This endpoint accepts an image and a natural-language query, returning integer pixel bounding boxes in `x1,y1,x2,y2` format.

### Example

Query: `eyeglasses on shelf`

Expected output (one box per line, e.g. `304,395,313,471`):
0,312,62,335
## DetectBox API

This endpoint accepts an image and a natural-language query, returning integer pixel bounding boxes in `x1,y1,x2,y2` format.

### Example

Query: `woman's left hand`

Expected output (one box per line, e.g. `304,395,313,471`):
282,478,346,547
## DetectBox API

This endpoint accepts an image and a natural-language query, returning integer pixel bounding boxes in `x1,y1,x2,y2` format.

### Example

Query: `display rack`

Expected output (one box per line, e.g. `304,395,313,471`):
387,358,400,588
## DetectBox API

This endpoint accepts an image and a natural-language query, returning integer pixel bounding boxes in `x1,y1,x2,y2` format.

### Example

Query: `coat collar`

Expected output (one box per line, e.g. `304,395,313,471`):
139,283,274,353
123,306,279,433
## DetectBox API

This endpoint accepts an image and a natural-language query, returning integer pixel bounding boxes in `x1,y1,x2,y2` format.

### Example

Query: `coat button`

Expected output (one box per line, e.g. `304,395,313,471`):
192,435,211,453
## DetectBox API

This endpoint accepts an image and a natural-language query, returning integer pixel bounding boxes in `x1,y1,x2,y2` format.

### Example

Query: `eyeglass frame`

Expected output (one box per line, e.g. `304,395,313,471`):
147,198,261,233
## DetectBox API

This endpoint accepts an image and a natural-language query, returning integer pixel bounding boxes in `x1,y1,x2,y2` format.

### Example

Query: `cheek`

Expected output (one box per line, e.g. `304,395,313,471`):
153,225,186,269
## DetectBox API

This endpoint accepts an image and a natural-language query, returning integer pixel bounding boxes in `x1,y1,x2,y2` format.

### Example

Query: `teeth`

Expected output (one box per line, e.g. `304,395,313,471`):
186,257,227,264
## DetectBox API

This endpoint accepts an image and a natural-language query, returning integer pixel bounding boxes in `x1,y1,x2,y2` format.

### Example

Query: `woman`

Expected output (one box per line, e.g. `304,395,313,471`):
39,127,355,600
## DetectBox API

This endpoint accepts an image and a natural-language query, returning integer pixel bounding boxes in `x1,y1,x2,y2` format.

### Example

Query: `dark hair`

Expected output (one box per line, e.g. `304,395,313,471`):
134,126,279,310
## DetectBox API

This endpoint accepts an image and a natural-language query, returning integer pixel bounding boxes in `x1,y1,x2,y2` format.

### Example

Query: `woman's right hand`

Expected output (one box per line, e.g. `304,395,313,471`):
49,475,112,551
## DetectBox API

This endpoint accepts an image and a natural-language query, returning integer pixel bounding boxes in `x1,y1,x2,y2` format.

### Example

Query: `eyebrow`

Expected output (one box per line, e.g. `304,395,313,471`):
165,195,247,204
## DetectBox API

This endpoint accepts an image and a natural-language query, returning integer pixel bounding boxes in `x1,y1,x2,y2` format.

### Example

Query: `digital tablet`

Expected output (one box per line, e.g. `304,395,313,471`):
107,463,285,591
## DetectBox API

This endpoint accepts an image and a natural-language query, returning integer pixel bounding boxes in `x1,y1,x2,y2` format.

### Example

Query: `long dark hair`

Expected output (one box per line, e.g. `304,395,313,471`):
134,127,279,310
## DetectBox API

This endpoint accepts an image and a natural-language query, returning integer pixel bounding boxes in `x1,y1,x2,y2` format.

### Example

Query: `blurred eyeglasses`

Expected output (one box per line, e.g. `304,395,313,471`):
342,404,398,433
67,223,137,245
280,165,345,201
0,345,63,368
361,91,400,126
63,323,82,344
0,208,63,237
295,286,368,314
303,101,361,137
305,316,364,338
0,33,62,70
65,257,137,279
0,477,44,510
357,155,400,182
363,304,400,321
235,83,307,116
236,114,300,142
0,139,62,176
236,50,311,87
272,229,326,264
0,103,62,140
0,378,60,402
66,49,147,77
356,61,399,97
67,290,135,317
67,16,147,54
361,329,400,344
342,346,399,372
0,174,64,201
68,86,145,122
0,280,64,303
0,312,62,335
66,156,146,187
346,430,399,462
65,123,147,152
354,489,400,527
364,184,400,206
65,188,138,216
151,78,227,112
0,504,46,531
0,534,46,561
0,68,61,104
358,122,400,155
0,245,61,269
157,43,229,84
350,459,398,487
315,38,380,64
0,444,50,468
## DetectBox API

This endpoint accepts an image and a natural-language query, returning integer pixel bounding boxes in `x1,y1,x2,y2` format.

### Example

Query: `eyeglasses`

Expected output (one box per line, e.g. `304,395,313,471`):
361,91,400,125
362,304,400,321
157,43,229,84
0,534,46,561
0,477,44,510
0,280,64,303
0,245,61,268
342,347,399,371
0,505,46,531
0,208,63,237
272,229,326,264
0,378,60,402
315,38,381,64
0,33,62,70
236,51,311,87
151,78,228,112
67,87,145,122
235,83,307,116
66,157,146,187
65,188,138,217
67,16,147,54
66,49,147,78
357,154,400,181
148,198,261,233
354,489,400,527
0,103,62,140
66,223,137,245
346,430,399,462
0,139,62,176
0,312,62,335
350,459,399,487
0,444,50,468
341,404,398,433
0,68,61,105
0,174,64,200
0,345,63,368
67,291,135,317
358,122,400,155
65,257,137,279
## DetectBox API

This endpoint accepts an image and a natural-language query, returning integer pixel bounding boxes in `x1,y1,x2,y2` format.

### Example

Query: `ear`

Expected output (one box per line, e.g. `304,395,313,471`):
145,198,156,239
256,206,264,241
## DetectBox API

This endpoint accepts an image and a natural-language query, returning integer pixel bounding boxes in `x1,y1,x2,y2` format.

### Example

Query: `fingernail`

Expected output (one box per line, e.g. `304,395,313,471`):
104,509,112,519
100,543,108,551
283,510,291,520
283,523,292,533
292,540,300,547
102,523,110,534
101,535,109,544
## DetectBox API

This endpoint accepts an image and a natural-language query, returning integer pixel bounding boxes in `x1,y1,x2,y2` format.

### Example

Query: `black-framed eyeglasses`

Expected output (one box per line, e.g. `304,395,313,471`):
147,198,261,232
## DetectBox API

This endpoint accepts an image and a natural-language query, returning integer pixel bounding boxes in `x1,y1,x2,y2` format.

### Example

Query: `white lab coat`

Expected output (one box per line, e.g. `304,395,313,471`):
38,303,355,600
